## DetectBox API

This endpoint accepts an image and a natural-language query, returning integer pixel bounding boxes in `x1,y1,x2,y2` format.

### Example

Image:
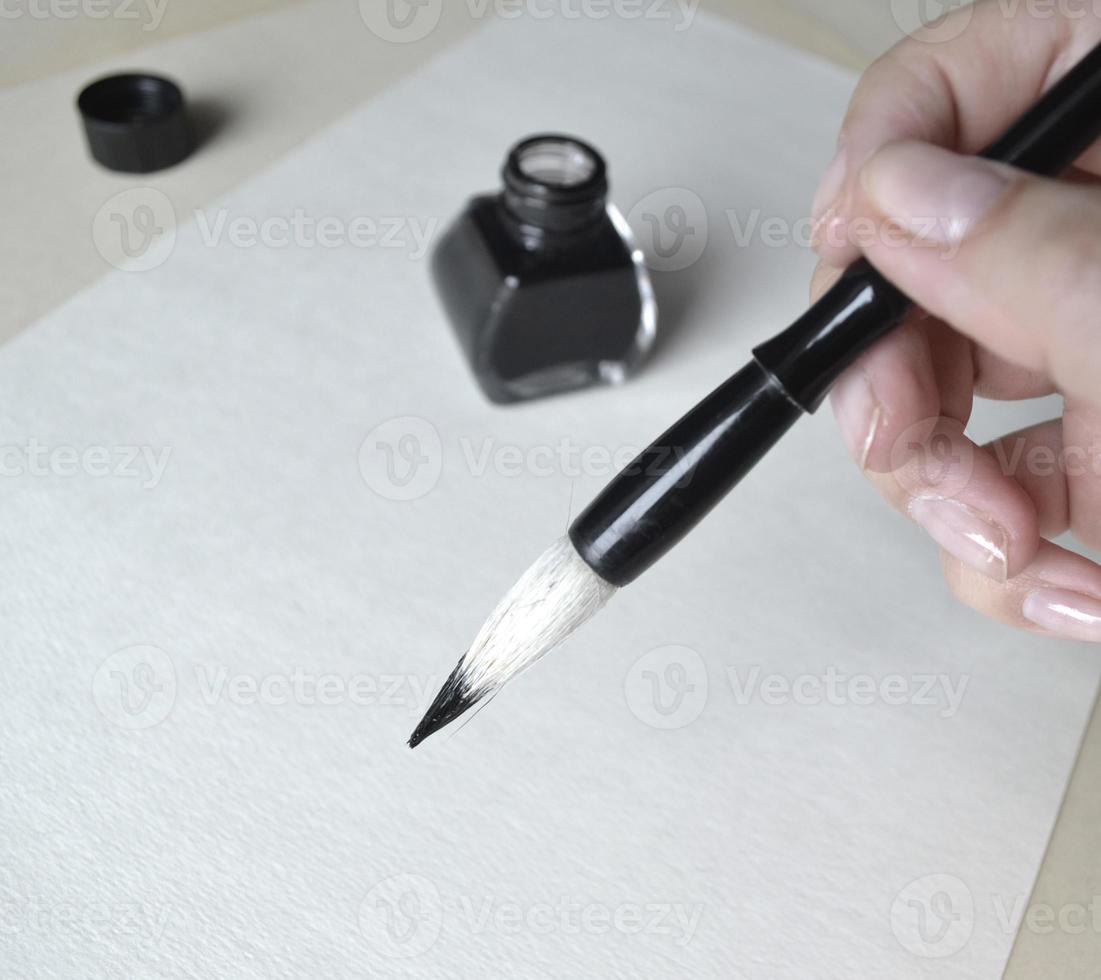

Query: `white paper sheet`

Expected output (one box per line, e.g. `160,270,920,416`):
2,11,1097,979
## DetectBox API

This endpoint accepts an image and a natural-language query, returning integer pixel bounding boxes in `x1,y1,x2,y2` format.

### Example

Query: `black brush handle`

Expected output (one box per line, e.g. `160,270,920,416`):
756,38,1101,413
571,40,1101,588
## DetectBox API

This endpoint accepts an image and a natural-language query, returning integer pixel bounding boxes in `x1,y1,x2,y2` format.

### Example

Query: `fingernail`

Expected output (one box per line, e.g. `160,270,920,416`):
861,142,1012,245
812,146,848,224
830,368,881,469
908,497,1009,581
1023,589,1101,642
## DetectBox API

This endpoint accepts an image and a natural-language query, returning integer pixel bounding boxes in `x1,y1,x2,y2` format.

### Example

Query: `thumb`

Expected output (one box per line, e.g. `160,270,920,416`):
855,140,1101,409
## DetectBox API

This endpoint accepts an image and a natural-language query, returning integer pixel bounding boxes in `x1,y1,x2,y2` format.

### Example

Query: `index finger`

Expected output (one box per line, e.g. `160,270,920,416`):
811,1,1101,267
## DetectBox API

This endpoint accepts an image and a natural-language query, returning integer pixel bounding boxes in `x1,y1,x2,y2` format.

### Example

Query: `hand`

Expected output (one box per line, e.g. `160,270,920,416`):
811,0,1101,642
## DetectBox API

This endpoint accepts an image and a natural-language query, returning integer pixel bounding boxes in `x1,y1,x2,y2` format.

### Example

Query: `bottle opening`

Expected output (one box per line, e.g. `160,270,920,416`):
502,134,609,235
515,138,598,188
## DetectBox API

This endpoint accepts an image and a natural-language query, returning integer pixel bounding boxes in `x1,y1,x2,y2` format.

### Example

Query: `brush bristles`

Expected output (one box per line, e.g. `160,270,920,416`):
458,536,617,700
408,537,617,747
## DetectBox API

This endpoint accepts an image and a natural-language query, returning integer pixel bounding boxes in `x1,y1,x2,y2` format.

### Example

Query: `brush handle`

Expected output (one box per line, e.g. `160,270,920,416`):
571,40,1101,588
757,37,1101,412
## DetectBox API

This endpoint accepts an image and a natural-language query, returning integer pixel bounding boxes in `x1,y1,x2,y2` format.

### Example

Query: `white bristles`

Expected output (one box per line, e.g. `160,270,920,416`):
456,536,618,702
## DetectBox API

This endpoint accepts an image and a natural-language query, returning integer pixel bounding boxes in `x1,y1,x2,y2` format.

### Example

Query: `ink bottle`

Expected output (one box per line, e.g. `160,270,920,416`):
431,135,656,404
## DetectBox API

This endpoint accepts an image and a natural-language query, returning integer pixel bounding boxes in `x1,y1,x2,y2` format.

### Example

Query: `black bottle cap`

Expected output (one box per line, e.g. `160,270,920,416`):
77,73,194,174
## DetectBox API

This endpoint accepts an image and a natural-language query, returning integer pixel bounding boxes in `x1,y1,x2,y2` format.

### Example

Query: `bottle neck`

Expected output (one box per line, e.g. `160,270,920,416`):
499,135,609,246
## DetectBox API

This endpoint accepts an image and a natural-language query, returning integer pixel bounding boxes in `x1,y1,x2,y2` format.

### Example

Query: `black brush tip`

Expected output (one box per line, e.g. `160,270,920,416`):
408,657,481,749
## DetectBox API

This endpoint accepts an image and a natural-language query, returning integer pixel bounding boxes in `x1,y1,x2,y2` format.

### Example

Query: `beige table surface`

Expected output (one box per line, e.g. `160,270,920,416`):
2,2,1098,977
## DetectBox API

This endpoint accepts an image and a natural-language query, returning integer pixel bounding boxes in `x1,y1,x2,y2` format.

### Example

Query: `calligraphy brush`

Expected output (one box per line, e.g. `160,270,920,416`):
410,39,1101,748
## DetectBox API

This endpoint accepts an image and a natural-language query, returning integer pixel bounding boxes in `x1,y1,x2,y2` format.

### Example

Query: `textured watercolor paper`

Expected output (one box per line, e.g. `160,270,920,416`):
2,11,1097,979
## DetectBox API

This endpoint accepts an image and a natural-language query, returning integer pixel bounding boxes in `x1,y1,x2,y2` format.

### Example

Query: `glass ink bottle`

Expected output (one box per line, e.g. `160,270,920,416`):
431,134,656,404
